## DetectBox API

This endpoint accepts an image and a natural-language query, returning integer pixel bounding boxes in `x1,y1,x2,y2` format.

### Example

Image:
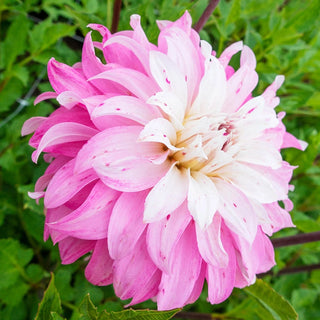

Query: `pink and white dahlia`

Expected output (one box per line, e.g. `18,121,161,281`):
22,12,306,309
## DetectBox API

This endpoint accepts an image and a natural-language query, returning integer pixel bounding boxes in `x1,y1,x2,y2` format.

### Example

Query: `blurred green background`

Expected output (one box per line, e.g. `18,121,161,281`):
0,0,320,319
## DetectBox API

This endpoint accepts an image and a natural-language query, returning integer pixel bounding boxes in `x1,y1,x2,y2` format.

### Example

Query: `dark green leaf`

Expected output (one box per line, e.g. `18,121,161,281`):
0,239,33,290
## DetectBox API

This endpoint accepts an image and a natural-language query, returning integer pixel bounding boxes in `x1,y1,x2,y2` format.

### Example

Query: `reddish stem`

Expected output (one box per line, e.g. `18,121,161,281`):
111,0,122,33
193,0,220,32
272,231,320,248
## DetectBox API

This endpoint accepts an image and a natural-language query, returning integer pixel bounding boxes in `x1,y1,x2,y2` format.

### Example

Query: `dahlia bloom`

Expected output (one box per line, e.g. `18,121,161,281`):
22,12,306,310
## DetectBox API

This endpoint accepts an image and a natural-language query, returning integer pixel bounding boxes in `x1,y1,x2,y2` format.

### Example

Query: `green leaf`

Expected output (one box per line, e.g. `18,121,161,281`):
79,294,99,320
244,279,298,320
0,239,33,290
0,78,23,113
99,308,180,320
50,312,67,320
35,273,63,320
3,13,30,68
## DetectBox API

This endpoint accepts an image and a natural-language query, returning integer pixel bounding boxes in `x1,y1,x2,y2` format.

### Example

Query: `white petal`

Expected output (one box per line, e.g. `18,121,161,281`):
187,171,219,229
144,164,188,223
138,118,180,151
149,50,187,108
191,55,226,115
147,91,184,130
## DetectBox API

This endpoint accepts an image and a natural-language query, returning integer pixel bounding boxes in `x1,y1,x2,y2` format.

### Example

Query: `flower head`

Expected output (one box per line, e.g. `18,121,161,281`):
22,12,307,310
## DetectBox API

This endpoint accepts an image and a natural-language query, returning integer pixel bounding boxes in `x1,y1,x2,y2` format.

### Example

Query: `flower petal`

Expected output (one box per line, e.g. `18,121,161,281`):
48,58,98,97
144,164,188,223
90,67,159,101
108,190,148,259
207,225,236,304
93,154,171,192
85,238,114,286
191,56,227,115
146,201,192,273
138,118,179,151
113,234,161,306
59,237,96,264
214,178,258,244
92,95,162,125
47,181,120,240
32,122,98,163
157,222,202,310
195,213,228,268
44,159,98,209
187,171,219,229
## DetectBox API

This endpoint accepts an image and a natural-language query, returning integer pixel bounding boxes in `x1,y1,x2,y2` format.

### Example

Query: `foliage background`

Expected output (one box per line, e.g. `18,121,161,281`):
0,0,320,319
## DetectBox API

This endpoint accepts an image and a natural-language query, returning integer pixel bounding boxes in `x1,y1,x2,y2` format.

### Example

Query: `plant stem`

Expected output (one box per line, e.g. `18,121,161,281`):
111,0,122,33
259,263,320,278
272,231,320,248
193,0,220,32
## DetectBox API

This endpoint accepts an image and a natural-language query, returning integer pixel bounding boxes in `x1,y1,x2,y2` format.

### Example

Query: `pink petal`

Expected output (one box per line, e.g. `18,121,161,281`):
263,202,295,235
44,158,98,208
219,41,243,68
32,122,98,163
29,106,94,148
113,234,161,305
282,132,308,151
207,225,237,304
232,227,275,288
48,181,120,240
103,35,150,73
146,201,192,273
56,91,83,109
90,67,159,101
93,154,171,192
45,205,72,242
48,58,98,97
74,125,166,173
157,222,202,310
59,237,96,264
195,213,228,268
108,190,149,259
85,238,113,286
185,261,206,305
92,95,162,125
34,91,58,105
144,164,188,222
21,117,47,136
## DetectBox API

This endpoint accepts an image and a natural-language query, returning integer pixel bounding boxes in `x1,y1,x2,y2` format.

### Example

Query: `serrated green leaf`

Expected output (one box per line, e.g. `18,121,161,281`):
79,294,99,320
99,308,180,320
244,279,298,320
35,273,63,320
0,239,33,290
50,312,67,320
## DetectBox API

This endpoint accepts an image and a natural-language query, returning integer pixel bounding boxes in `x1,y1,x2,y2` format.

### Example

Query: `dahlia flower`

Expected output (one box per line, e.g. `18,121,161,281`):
22,12,306,310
